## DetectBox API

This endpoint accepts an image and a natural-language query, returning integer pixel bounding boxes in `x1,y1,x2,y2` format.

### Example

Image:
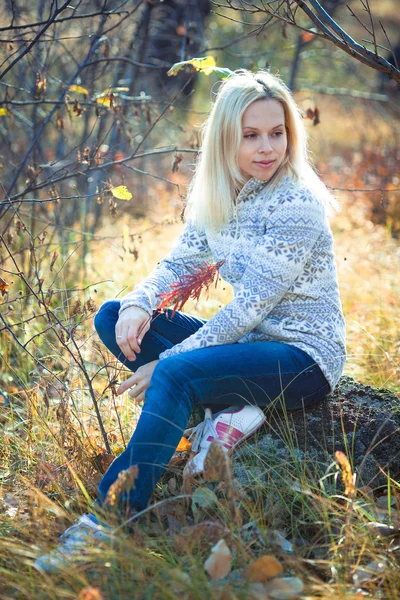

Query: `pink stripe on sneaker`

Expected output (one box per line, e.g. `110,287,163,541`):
216,422,244,449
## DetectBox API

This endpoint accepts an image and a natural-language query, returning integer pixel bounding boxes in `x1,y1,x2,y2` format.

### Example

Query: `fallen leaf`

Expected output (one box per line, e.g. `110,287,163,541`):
168,450,189,467
247,555,284,582
176,436,192,452
169,568,191,595
204,538,232,580
264,576,304,599
268,530,294,554
192,487,219,515
78,588,105,600
174,521,231,554
0,108,10,116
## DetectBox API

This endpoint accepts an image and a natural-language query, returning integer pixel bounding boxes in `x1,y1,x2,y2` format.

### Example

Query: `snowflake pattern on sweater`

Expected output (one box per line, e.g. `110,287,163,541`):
119,174,346,391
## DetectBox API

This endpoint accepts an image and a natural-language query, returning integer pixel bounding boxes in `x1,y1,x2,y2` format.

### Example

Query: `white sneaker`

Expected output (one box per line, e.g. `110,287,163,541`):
34,514,114,573
184,405,266,477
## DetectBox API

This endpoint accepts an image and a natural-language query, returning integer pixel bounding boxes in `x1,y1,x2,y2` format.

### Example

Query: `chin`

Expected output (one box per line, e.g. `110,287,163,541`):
254,171,275,181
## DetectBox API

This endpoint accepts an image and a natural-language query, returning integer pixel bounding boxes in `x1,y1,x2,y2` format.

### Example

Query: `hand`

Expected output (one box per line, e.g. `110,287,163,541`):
116,359,159,403
116,306,151,362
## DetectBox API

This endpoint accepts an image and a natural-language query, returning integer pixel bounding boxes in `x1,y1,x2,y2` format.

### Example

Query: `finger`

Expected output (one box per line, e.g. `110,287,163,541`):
128,382,145,397
120,339,136,362
127,328,141,354
115,325,124,352
131,392,145,404
116,324,132,357
117,374,137,395
122,329,139,361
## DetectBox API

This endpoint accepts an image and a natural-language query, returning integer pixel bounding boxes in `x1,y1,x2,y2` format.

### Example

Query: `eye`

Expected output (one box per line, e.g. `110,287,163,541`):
244,133,257,139
273,131,283,137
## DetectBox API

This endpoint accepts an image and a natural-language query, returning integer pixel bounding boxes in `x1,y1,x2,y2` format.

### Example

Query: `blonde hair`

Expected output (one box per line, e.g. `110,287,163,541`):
184,68,338,232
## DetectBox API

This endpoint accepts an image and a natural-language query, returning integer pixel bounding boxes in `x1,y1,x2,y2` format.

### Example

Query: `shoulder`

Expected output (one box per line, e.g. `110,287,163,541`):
267,175,325,215
280,175,323,202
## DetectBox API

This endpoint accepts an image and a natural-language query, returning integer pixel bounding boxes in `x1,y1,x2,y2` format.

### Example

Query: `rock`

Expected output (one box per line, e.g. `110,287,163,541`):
232,376,400,490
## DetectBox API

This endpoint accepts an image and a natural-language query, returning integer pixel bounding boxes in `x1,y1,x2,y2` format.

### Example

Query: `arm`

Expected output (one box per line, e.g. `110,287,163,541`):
118,217,214,318
158,188,326,360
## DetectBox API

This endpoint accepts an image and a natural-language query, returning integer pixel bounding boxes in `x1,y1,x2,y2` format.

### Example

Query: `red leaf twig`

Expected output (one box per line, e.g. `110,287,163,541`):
158,259,226,318
136,259,225,338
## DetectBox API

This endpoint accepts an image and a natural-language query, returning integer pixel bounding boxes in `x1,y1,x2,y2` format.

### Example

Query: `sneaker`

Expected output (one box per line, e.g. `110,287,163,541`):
33,513,114,573
184,405,266,477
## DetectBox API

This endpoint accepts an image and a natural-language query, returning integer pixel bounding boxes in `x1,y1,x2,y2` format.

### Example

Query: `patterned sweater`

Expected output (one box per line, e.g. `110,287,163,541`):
118,174,347,391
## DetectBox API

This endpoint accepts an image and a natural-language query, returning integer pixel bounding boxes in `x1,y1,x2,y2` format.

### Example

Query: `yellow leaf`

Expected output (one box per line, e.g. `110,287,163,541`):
96,96,112,107
247,555,284,582
176,437,192,452
111,186,132,201
98,87,129,96
0,108,9,116
69,85,90,96
190,56,216,74
168,56,213,76
168,56,232,78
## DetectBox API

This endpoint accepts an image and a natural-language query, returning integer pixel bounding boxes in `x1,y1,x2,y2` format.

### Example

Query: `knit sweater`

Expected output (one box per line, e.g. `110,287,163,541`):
118,173,347,391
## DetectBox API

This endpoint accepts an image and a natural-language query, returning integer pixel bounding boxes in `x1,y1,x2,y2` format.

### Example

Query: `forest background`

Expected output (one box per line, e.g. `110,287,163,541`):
0,1,399,599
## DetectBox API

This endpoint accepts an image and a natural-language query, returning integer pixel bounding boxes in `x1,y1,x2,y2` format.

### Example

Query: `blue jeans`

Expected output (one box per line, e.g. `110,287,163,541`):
93,300,330,512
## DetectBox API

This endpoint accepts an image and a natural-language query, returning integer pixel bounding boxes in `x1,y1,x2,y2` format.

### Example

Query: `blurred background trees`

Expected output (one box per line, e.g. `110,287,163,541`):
0,0,398,239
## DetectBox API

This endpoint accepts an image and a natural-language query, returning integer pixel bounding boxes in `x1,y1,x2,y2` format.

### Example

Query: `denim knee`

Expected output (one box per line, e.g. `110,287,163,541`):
94,299,120,337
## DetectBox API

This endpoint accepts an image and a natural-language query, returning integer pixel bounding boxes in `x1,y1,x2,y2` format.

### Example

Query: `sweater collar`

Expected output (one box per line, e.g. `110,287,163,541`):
235,173,291,204
235,177,267,204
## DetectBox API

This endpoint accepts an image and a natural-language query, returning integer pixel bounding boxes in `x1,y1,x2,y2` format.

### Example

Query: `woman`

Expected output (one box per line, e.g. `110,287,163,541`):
35,68,346,571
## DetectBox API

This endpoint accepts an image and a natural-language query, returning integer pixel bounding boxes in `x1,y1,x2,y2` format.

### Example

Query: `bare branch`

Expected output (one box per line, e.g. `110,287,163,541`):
0,0,71,81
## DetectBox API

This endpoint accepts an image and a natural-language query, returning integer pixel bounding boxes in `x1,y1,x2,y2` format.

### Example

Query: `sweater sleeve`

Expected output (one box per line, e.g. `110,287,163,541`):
158,188,326,360
118,218,214,318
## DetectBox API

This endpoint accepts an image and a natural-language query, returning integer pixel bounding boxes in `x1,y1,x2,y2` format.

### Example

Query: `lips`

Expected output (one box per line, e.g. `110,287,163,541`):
254,160,275,167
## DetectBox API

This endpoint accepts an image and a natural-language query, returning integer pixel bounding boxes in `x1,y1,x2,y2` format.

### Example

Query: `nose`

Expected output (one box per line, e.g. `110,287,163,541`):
259,135,273,153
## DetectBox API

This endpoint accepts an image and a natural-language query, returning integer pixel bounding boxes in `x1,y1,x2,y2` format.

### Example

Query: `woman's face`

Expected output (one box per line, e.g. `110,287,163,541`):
237,98,288,183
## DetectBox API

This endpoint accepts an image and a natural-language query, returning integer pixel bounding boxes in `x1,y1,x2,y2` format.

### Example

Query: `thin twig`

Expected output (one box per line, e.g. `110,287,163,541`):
0,0,71,81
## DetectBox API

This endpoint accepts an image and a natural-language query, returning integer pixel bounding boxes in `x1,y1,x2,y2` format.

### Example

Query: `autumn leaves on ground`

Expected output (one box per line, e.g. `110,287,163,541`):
1,102,400,599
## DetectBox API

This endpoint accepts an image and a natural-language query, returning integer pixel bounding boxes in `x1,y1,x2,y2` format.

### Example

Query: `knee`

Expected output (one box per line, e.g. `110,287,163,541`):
152,356,197,394
150,357,195,411
94,299,121,337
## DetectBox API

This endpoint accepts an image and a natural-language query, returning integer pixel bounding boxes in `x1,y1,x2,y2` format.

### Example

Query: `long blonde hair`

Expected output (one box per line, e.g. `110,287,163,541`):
184,69,338,232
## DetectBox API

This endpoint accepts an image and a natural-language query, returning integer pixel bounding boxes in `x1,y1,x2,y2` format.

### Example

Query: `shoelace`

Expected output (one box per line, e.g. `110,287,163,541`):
59,520,93,544
186,408,218,453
